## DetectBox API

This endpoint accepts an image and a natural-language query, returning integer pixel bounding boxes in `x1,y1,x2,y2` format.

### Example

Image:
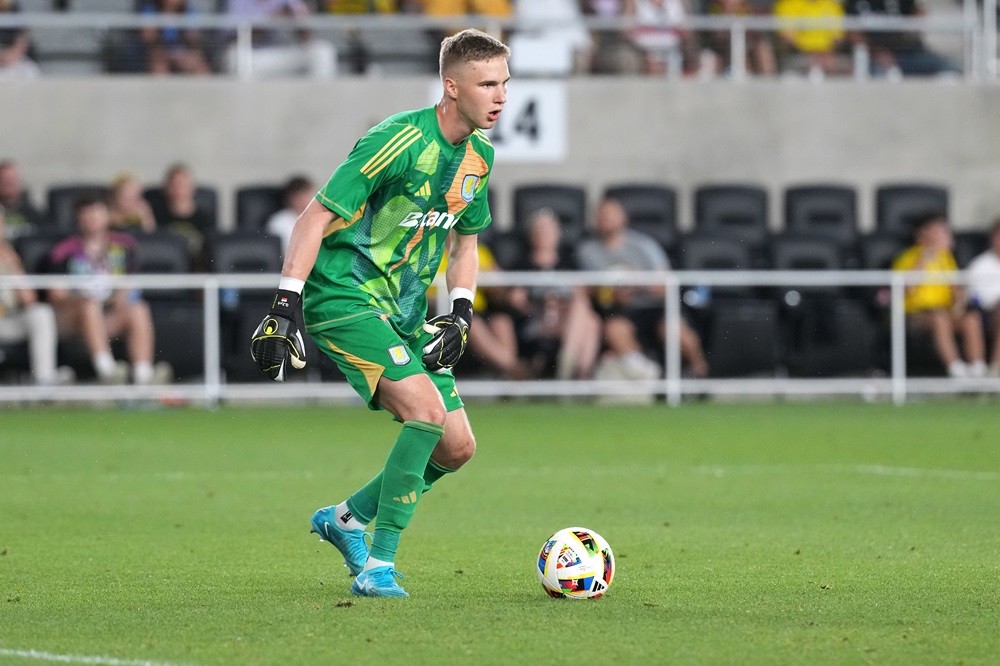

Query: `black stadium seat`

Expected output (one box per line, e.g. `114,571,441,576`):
234,184,285,231
875,183,949,239
13,233,63,274
135,231,193,302
784,184,858,250
693,184,770,251
676,234,755,300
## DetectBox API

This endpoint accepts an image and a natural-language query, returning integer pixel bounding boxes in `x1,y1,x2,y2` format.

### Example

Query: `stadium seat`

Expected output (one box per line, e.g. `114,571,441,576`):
207,232,282,275
675,234,755,301
484,230,526,270
768,235,874,376
783,184,858,251
603,183,679,252
782,298,876,377
13,233,64,274
234,184,285,232
512,184,588,245
857,233,906,271
46,184,110,231
135,232,193,302
768,235,844,297
953,230,989,268
136,231,192,275
693,184,770,256
207,232,282,382
150,301,206,381
703,299,781,377
875,183,949,239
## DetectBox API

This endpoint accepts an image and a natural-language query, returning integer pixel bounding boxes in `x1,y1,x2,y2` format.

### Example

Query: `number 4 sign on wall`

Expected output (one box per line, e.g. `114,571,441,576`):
486,81,567,164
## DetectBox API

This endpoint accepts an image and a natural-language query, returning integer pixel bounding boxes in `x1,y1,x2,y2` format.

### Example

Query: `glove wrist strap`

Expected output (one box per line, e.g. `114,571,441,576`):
270,289,300,317
451,297,473,324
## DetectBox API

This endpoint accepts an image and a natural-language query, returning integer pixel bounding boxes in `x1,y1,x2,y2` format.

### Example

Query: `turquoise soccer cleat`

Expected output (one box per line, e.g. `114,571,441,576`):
309,506,369,577
350,565,409,598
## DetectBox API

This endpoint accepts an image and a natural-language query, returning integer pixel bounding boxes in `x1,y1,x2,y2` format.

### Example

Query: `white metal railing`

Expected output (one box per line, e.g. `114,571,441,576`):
0,10,994,81
1,269,998,407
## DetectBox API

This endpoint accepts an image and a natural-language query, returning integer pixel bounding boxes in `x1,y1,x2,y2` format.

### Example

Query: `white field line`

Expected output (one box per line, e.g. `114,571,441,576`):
694,464,1000,482
0,648,179,666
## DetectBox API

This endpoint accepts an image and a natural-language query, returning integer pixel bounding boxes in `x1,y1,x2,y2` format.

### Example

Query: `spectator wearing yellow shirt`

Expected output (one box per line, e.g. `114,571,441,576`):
420,0,511,16
434,238,528,379
773,0,845,78
325,0,401,12
891,213,987,378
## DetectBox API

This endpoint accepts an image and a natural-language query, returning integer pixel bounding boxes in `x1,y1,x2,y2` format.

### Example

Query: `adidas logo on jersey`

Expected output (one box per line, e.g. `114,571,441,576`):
398,210,459,231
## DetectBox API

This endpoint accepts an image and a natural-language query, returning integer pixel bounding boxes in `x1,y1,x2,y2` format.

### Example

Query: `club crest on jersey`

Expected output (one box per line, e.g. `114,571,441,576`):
461,175,479,203
388,345,410,366
398,210,458,230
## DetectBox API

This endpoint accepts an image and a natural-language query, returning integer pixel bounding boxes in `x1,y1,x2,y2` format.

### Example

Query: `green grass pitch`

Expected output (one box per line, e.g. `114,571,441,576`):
2,401,999,665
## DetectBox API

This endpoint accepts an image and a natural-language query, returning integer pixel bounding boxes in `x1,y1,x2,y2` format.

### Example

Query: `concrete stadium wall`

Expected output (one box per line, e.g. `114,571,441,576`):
3,77,1000,234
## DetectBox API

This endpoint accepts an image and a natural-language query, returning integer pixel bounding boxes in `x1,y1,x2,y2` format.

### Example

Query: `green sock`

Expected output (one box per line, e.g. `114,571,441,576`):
422,458,455,493
346,473,381,525
345,446,457,525
370,420,444,563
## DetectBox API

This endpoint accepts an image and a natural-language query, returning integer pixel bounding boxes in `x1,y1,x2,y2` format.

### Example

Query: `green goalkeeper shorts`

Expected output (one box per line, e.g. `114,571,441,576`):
309,314,464,413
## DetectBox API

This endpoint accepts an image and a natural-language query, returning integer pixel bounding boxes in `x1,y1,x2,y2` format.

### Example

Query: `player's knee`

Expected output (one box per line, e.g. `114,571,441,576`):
439,434,476,469
407,401,447,427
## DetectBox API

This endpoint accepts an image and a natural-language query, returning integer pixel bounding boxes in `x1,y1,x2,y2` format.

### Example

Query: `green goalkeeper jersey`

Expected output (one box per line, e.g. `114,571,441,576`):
304,105,494,338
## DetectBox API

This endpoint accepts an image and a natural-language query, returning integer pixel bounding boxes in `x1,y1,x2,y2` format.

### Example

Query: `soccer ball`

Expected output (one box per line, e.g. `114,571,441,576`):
536,527,615,599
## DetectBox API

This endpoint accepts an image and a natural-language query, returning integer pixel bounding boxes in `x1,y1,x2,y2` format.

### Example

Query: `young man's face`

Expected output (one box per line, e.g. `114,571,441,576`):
918,219,952,251
448,56,509,132
77,202,111,236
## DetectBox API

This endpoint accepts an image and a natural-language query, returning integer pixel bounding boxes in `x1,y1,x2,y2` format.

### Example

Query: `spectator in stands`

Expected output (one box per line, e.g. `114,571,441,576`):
420,0,511,18
0,159,45,240
0,0,39,80
0,204,74,386
150,163,212,261
325,0,405,11
108,173,157,234
891,212,986,378
223,0,337,78
845,0,959,78
966,218,1000,377
577,196,709,380
623,0,704,77
48,195,171,385
507,207,602,379
508,0,594,76
706,0,777,77
265,174,315,255
139,0,214,75
773,0,847,79
583,0,646,75
435,236,527,379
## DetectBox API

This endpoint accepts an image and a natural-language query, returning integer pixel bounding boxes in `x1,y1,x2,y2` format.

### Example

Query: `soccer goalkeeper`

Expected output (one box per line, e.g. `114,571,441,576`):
250,28,509,598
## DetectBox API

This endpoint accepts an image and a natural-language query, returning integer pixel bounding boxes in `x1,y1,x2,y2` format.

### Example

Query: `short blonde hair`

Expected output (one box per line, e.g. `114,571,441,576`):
439,28,510,79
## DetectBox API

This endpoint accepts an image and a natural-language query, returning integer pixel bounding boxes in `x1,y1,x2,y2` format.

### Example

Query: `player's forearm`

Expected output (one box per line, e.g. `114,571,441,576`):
281,199,334,282
445,233,479,294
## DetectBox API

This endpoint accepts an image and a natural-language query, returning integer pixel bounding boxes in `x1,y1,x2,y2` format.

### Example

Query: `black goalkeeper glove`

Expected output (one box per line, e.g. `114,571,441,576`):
421,297,472,373
250,289,307,381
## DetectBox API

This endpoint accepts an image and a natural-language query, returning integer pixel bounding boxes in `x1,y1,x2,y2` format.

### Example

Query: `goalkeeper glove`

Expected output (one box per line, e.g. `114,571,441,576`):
250,288,307,381
422,296,472,373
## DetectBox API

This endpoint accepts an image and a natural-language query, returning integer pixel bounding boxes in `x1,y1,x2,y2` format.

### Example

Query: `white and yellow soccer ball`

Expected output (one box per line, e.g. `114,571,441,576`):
536,527,615,599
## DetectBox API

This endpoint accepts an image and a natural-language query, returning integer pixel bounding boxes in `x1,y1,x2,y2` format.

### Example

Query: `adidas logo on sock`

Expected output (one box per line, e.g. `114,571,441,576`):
392,491,418,504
